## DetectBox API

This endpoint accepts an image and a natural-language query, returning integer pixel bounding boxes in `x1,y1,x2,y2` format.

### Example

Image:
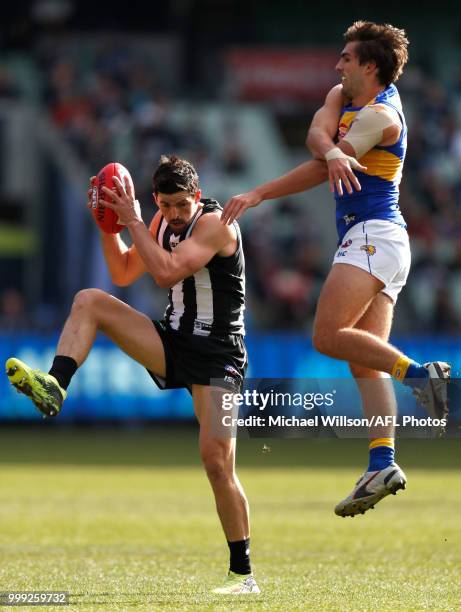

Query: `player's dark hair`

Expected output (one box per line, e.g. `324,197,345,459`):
344,21,409,86
152,155,199,195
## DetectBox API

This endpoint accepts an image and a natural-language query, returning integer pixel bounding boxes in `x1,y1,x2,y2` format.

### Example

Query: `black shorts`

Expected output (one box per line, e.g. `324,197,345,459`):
147,320,247,393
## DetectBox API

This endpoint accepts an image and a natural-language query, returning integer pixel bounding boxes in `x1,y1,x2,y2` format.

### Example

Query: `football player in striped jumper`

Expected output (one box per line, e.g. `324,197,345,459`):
6,155,259,594
222,22,451,517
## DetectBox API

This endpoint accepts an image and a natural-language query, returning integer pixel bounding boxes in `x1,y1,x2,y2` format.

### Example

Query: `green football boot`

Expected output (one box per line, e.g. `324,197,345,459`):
6,357,66,417
212,571,260,594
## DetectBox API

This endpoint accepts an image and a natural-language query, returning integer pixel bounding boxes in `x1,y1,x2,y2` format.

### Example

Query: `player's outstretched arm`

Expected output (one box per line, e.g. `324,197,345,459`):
221,159,329,225
307,85,367,196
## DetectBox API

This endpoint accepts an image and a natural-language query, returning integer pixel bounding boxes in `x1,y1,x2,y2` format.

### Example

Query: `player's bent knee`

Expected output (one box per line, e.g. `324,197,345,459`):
312,329,335,356
72,288,109,314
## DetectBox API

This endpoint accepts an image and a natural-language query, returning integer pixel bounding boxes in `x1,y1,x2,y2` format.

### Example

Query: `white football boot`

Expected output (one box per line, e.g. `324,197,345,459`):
212,571,260,594
335,463,407,517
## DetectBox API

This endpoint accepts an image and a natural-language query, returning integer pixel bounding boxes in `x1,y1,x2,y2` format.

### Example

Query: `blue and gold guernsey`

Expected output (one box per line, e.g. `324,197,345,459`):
335,83,407,242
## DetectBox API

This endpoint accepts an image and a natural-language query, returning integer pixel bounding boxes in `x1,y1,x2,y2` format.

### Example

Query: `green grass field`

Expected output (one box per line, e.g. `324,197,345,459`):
0,428,460,610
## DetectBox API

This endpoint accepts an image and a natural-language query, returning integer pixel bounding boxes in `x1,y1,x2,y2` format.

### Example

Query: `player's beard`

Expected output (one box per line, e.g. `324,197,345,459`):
170,219,187,234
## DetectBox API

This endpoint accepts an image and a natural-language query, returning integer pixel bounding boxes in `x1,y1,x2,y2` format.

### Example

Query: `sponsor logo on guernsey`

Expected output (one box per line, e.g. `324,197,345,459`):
194,321,212,332
224,364,240,378
224,375,237,386
341,239,352,249
343,214,356,225
223,365,242,389
223,374,241,391
360,244,377,256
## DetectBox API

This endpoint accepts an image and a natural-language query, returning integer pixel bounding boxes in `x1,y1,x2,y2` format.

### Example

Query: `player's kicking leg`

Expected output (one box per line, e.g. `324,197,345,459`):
5,288,167,417
192,385,260,595
313,265,451,435
313,264,451,516
334,292,407,517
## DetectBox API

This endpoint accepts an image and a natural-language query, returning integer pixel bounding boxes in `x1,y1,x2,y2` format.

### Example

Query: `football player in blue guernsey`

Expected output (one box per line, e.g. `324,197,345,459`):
5,155,260,594
222,21,451,517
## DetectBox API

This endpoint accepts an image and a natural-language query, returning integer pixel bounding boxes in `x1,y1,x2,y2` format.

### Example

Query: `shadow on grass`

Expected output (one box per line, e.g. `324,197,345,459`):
0,425,460,468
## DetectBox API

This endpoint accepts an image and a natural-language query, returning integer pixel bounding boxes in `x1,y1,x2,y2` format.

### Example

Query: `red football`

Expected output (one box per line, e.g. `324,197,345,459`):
91,162,134,234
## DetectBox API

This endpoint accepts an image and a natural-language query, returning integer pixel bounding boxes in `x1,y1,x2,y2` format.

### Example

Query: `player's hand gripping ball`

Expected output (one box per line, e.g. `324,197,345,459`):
91,163,135,233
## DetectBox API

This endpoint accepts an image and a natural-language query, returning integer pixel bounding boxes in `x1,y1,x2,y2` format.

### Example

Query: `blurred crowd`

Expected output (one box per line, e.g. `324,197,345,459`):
36,37,249,208
1,41,461,334
398,66,461,332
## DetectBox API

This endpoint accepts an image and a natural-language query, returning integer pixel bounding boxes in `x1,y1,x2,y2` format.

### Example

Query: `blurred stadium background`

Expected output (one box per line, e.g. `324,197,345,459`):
1,0,461,420
1,2,461,608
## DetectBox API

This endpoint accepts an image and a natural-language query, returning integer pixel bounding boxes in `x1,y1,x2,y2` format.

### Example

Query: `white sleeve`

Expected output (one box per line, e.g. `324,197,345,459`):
343,105,401,159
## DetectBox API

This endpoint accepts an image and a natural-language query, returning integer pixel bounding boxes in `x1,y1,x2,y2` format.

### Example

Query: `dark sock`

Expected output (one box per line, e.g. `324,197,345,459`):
228,538,251,575
49,356,78,390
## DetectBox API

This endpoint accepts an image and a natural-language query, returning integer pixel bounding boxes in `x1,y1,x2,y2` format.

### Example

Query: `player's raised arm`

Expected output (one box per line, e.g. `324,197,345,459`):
99,232,146,287
99,176,232,288
101,211,163,287
130,212,233,288
341,104,402,159
307,84,367,196
153,214,236,287
221,159,329,225
307,85,346,157
86,175,142,285
95,175,165,286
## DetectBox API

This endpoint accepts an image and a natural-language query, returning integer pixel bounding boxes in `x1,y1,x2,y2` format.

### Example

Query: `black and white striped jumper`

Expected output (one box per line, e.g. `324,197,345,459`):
155,199,245,338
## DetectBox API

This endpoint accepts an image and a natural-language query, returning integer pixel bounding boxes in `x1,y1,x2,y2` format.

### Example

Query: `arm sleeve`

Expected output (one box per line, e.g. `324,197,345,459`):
342,105,401,159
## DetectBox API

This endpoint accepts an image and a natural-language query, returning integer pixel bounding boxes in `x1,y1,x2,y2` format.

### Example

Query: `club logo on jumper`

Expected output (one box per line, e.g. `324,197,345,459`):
169,234,180,250
360,244,376,256
343,214,356,225
341,239,352,249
